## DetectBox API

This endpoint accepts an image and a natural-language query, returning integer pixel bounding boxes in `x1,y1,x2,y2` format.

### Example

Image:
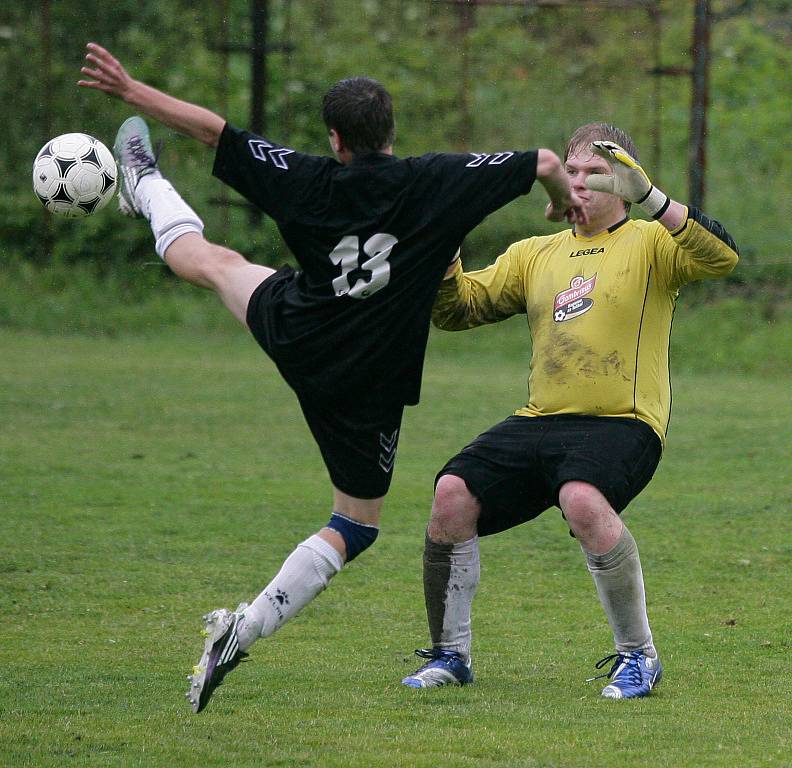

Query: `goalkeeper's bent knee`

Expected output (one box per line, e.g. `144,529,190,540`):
326,512,379,561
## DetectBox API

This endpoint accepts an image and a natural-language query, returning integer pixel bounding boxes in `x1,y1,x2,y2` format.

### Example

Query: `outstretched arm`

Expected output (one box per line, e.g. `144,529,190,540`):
440,149,585,280
78,43,225,147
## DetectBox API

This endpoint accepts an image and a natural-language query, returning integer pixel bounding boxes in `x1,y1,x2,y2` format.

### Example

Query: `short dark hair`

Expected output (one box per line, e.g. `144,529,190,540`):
321,76,395,154
565,123,640,213
564,122,639,163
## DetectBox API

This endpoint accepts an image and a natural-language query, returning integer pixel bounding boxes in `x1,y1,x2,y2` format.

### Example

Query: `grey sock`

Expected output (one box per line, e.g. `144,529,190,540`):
584,526,657,658
423,532,480,662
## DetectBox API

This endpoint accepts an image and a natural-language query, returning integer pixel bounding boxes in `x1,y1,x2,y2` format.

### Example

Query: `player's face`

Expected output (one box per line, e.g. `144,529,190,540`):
565,147,627,232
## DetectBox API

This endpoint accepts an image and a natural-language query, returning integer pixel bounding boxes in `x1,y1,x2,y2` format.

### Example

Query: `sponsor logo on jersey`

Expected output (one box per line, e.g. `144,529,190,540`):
553,274,597,323
247,138,295,169
569,247,605,258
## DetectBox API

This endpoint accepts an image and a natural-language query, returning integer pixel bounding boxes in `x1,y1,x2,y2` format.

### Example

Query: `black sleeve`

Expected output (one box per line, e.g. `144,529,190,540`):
212,123,335,220
687,206,740,255
423,150,538,234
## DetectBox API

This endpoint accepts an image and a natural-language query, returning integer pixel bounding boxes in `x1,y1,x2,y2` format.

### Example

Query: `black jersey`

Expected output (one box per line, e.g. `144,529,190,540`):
213,123,538,406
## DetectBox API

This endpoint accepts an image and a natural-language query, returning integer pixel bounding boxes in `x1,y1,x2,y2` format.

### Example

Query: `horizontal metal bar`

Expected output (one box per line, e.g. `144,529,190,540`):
434,0,658,9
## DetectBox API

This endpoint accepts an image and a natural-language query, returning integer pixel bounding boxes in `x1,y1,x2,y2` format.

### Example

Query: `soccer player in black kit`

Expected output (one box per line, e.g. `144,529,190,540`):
79,42,584,712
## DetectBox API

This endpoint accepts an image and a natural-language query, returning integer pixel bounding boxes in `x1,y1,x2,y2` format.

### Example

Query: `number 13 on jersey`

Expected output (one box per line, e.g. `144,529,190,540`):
329,233,398,300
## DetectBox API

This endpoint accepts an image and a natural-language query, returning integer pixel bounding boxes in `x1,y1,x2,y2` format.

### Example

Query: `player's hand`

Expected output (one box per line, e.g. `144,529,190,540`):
585,140,669,218
536,149,587,226
545,191,588,226
585,141,651,201
78,43,135,101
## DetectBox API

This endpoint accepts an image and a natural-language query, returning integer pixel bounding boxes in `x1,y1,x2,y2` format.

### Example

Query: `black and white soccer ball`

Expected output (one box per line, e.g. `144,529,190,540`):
32,133,117,217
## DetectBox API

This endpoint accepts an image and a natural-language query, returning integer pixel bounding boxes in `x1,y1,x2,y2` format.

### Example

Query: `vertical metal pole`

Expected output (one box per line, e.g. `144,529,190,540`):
649,4,662,183
42,0,52,140
219,0,231,236
282,0,294,136
457,1,475,151
42,0,53,257
251,0,268,137
689,0,710,209
250,0,267,224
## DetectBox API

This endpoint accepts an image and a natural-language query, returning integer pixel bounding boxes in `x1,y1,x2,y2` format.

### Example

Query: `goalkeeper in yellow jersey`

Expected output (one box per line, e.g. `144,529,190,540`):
402,123,739,698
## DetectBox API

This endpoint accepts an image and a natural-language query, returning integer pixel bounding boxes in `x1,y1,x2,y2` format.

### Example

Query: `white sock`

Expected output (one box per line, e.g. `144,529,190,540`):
236,534,344,651
423,534,479,663
584,526,657,657
135,175,204,259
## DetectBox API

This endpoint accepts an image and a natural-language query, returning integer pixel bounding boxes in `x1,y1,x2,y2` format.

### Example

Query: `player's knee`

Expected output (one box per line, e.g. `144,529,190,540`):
433,474,475,514
430,474,479,537
558,481,611,528
559,479,597,505
326,512,379,562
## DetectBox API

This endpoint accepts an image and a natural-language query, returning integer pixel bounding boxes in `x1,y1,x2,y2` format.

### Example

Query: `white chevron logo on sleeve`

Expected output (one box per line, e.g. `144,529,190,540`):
267,147,294,169
378,429,399,473
248,138,273,160
466,153,490,168
488,151,514,165
247,139,294,169
466,151,514,168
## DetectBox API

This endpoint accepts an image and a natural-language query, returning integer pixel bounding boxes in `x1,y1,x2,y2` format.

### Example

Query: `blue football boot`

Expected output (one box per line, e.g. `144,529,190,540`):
401,648,473,688
590,650,663,699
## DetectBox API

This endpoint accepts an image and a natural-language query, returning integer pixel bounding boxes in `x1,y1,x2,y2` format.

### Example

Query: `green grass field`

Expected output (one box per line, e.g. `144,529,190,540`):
1,309,791,767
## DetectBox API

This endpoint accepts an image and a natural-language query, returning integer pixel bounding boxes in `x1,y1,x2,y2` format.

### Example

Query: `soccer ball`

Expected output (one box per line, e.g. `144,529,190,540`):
32,133,117,217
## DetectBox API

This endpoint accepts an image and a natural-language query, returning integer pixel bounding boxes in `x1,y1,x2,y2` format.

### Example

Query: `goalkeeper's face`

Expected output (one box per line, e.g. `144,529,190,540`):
565,147,627,228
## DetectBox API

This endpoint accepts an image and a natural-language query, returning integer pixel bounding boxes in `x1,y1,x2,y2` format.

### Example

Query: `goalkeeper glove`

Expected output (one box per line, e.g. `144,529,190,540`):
585,140,670,219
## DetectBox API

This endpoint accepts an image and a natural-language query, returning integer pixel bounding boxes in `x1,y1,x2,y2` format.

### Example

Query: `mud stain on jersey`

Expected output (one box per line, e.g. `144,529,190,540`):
542,332,598,379
603,350,633,383
543,334,632,383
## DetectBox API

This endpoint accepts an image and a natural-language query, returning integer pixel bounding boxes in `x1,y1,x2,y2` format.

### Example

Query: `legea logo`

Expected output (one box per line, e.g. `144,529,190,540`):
569,247,605,258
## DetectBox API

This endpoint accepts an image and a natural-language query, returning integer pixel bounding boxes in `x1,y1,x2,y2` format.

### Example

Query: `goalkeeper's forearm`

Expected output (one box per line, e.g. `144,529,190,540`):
652,197,686,232
123,80,225,147
432,262,478,331
627,178,686,231
536,149,573,214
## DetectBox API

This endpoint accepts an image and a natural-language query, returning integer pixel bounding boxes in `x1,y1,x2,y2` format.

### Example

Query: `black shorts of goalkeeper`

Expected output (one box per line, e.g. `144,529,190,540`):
437,414,661,536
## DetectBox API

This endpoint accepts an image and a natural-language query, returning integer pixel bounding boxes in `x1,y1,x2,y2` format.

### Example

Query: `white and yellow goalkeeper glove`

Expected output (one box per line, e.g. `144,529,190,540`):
585,140,670,219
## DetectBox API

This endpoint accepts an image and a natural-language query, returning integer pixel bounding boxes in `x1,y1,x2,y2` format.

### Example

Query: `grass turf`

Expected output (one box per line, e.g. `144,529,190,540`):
1,317,790,767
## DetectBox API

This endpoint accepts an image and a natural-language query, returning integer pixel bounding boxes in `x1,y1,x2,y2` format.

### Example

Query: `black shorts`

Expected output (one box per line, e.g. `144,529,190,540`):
245,270,405,499
437,415,662,537
296,392,404,499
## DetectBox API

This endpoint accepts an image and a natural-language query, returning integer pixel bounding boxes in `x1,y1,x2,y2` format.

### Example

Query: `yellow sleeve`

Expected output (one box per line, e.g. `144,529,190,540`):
432,242,527,330
652,207,739,291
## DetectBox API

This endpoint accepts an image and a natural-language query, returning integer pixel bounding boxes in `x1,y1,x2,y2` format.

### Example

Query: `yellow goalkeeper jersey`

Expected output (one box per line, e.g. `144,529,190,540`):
432,212,738,445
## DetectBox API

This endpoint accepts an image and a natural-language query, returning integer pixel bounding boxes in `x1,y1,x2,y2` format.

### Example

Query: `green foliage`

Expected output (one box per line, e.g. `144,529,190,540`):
707,11,792,278
2,258,790,384
0,0,788,279
0,256,237,335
